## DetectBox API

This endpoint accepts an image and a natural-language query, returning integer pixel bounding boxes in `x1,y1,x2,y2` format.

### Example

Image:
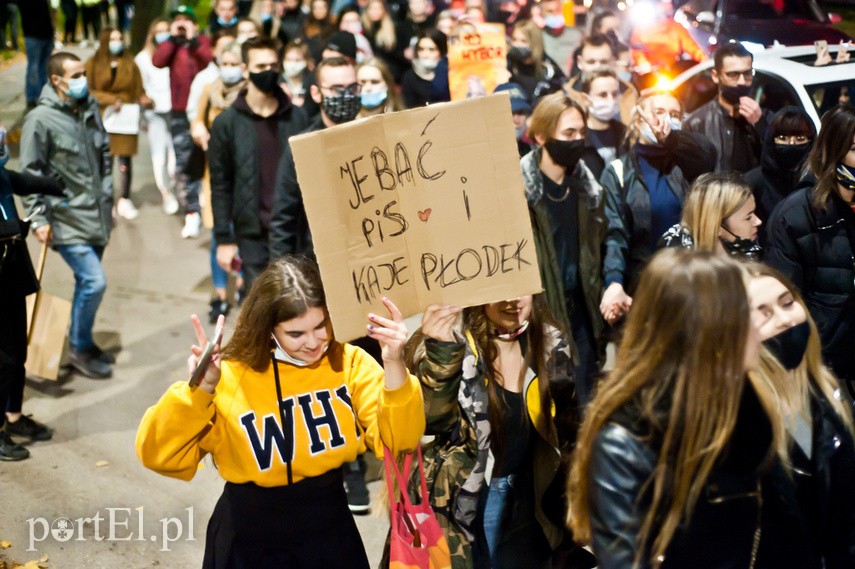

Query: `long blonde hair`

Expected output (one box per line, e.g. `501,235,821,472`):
362,0,397,51
746,263,855,439
568,249,785,566
510,19,545,76
681,172,752,253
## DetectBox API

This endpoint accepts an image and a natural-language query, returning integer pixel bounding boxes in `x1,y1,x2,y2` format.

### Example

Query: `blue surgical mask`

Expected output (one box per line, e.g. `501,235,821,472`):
261,12,273,22
155,31,171,44
219,65,244,85
360,89,387,110
669,117,682,131
217,16,238,27
639,122,658,144
64,76,89,100
108,41,124,55
617,69,632,83
544,14,565,30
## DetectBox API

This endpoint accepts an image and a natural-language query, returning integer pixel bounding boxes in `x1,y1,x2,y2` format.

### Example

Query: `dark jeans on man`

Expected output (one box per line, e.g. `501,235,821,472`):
236,231,269,291
0,2,20,49
169,111,199,214
0,290,27,428
24,36,51,105
60,0,78,43
568,296,598,406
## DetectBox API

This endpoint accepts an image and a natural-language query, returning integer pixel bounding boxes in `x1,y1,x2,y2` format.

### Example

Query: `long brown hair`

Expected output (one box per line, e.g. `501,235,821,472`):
746,263,855,438
221,255,335,372
807,105,855,211
568,249,783,566
93,27,132,64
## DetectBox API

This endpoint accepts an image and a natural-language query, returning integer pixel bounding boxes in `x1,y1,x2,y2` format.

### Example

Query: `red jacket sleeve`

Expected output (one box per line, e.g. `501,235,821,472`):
152,40,177,68
189,36,214,70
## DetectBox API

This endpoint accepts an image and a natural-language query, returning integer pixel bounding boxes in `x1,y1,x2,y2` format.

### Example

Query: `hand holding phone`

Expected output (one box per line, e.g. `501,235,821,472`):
188,314,225,389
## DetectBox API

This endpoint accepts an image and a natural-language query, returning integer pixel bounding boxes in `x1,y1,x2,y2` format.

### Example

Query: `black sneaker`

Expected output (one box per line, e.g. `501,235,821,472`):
87,345,116,364
5,415,53,441
343,459,370,514
208,298,231,325
236,285,247,307
0,431,30,461
68,348,113,379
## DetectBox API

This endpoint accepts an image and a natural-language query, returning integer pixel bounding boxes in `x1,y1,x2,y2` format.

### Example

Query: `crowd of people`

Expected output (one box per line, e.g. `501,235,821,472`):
1,0,855,568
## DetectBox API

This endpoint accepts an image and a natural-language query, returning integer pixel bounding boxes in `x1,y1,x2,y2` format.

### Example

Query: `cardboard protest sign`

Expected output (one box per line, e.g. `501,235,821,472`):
290,94,542,342
448,23,507,101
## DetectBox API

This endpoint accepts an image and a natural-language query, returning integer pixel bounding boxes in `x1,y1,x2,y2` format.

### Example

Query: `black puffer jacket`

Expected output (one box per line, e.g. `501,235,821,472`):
765,187,855,382
208,88,309,246
588,383,817,569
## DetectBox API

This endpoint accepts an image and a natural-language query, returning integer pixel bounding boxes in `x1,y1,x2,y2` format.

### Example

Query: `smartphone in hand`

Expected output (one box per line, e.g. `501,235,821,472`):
189,323,224,387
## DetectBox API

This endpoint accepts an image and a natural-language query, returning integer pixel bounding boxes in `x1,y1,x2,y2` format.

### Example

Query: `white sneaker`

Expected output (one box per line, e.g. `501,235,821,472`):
116,198,139,220
181,213,201,239
162,193,179,215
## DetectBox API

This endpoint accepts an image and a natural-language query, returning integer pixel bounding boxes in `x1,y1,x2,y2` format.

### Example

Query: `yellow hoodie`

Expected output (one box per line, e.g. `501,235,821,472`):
136,343,425,486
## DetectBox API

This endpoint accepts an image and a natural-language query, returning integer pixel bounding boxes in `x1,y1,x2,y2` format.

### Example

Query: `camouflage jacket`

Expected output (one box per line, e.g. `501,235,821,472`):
411,326,579,568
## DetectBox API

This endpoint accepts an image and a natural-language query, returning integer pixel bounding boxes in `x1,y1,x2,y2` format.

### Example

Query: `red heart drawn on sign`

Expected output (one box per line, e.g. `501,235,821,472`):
418,208,432,222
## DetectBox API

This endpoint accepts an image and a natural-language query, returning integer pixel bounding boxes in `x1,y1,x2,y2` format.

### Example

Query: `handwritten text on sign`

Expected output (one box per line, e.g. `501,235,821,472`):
290,95,542,341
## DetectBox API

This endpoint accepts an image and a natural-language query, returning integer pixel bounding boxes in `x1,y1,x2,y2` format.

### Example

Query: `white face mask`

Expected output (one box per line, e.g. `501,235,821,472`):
668,117,682,131
639,121,659,144
419,58,439,71
589,98,619,122
283,60,307,79
271,333,328,366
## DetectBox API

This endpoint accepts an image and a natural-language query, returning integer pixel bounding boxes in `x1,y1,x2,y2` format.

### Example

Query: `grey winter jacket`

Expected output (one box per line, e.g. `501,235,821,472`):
20,84,113,247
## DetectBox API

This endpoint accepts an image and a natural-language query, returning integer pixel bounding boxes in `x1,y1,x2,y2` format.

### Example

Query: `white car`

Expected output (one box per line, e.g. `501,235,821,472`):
664,44,855,128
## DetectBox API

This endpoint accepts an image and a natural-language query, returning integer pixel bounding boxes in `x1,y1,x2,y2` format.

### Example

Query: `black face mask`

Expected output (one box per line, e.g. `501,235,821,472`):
508,46,532,62
322,90,361,124
772,142,810,170
249,69,280,93
721,84,751,106
544,139,586,171
720,224,763,260
763,321,810,371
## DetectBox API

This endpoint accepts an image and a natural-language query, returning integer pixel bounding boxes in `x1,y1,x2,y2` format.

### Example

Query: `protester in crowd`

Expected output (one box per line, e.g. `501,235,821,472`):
281,38,316,113
250,0,290,44
270,56,360,258
278,0,307,44
435,8,455,36
135,18,179,215
660,172,763,261
356,56,403,117
86,27,150,221
209,36,308,293
494,82,533,157
599,91,717,324
362,0,405,81
209,0,239,36
153,5,214,239
537,0,581,76
568,248,811,568
137,255,424,567
521,92,605,404
189,39,246,324
628,0,706,76
337,4,374,63
303,0,336,63
565,33,637,125
401,29,446,108
580,69,625,163
0,125,65,460
684,41,770,173
507,19,565,104
613,41,634,86
765,104,855,394
16,0,54,110
746,263,855,569
743,106,815,231
322,30,358,64
569,10,621,77
398,0,436,59
235,17,261,43
404,296,586,568
20,52,115,379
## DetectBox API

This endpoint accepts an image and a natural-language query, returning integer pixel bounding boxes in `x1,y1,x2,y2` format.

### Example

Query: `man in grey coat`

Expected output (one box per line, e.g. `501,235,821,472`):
20,52,114,378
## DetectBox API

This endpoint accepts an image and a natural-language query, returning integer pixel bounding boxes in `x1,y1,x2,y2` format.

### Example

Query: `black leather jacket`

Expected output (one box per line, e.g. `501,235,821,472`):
587,384,817,569
684,98,769,173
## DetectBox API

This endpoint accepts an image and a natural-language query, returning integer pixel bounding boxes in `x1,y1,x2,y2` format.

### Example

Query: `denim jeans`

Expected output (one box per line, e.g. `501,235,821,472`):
24,37,52,104
56,244,106,352
210,237,228,290
482,474,516,561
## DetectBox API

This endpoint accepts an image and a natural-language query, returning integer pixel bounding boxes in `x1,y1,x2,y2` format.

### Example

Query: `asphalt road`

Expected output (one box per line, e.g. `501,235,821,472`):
0,53,391,568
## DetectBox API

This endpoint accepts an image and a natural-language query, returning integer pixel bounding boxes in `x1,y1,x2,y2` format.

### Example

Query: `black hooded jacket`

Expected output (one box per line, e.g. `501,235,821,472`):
744,106,814,240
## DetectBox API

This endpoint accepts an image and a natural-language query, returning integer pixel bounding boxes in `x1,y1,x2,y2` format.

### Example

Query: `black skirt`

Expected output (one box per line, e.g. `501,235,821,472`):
203,468,371,569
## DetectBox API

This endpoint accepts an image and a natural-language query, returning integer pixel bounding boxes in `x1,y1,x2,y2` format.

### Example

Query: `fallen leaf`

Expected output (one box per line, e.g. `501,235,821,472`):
95,460,110,468
0,541,10,549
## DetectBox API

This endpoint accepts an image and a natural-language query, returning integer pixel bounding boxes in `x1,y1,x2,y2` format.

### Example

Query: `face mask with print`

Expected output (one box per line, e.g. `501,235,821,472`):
322,89,361,124
720,224,762,261
589,98,619,122
835,162,855,192
283,60,307,79
360,88,387,110
544,14,565,30
108,41,124,56
64,76,89,100
155,31,171,44
220,65,244,85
